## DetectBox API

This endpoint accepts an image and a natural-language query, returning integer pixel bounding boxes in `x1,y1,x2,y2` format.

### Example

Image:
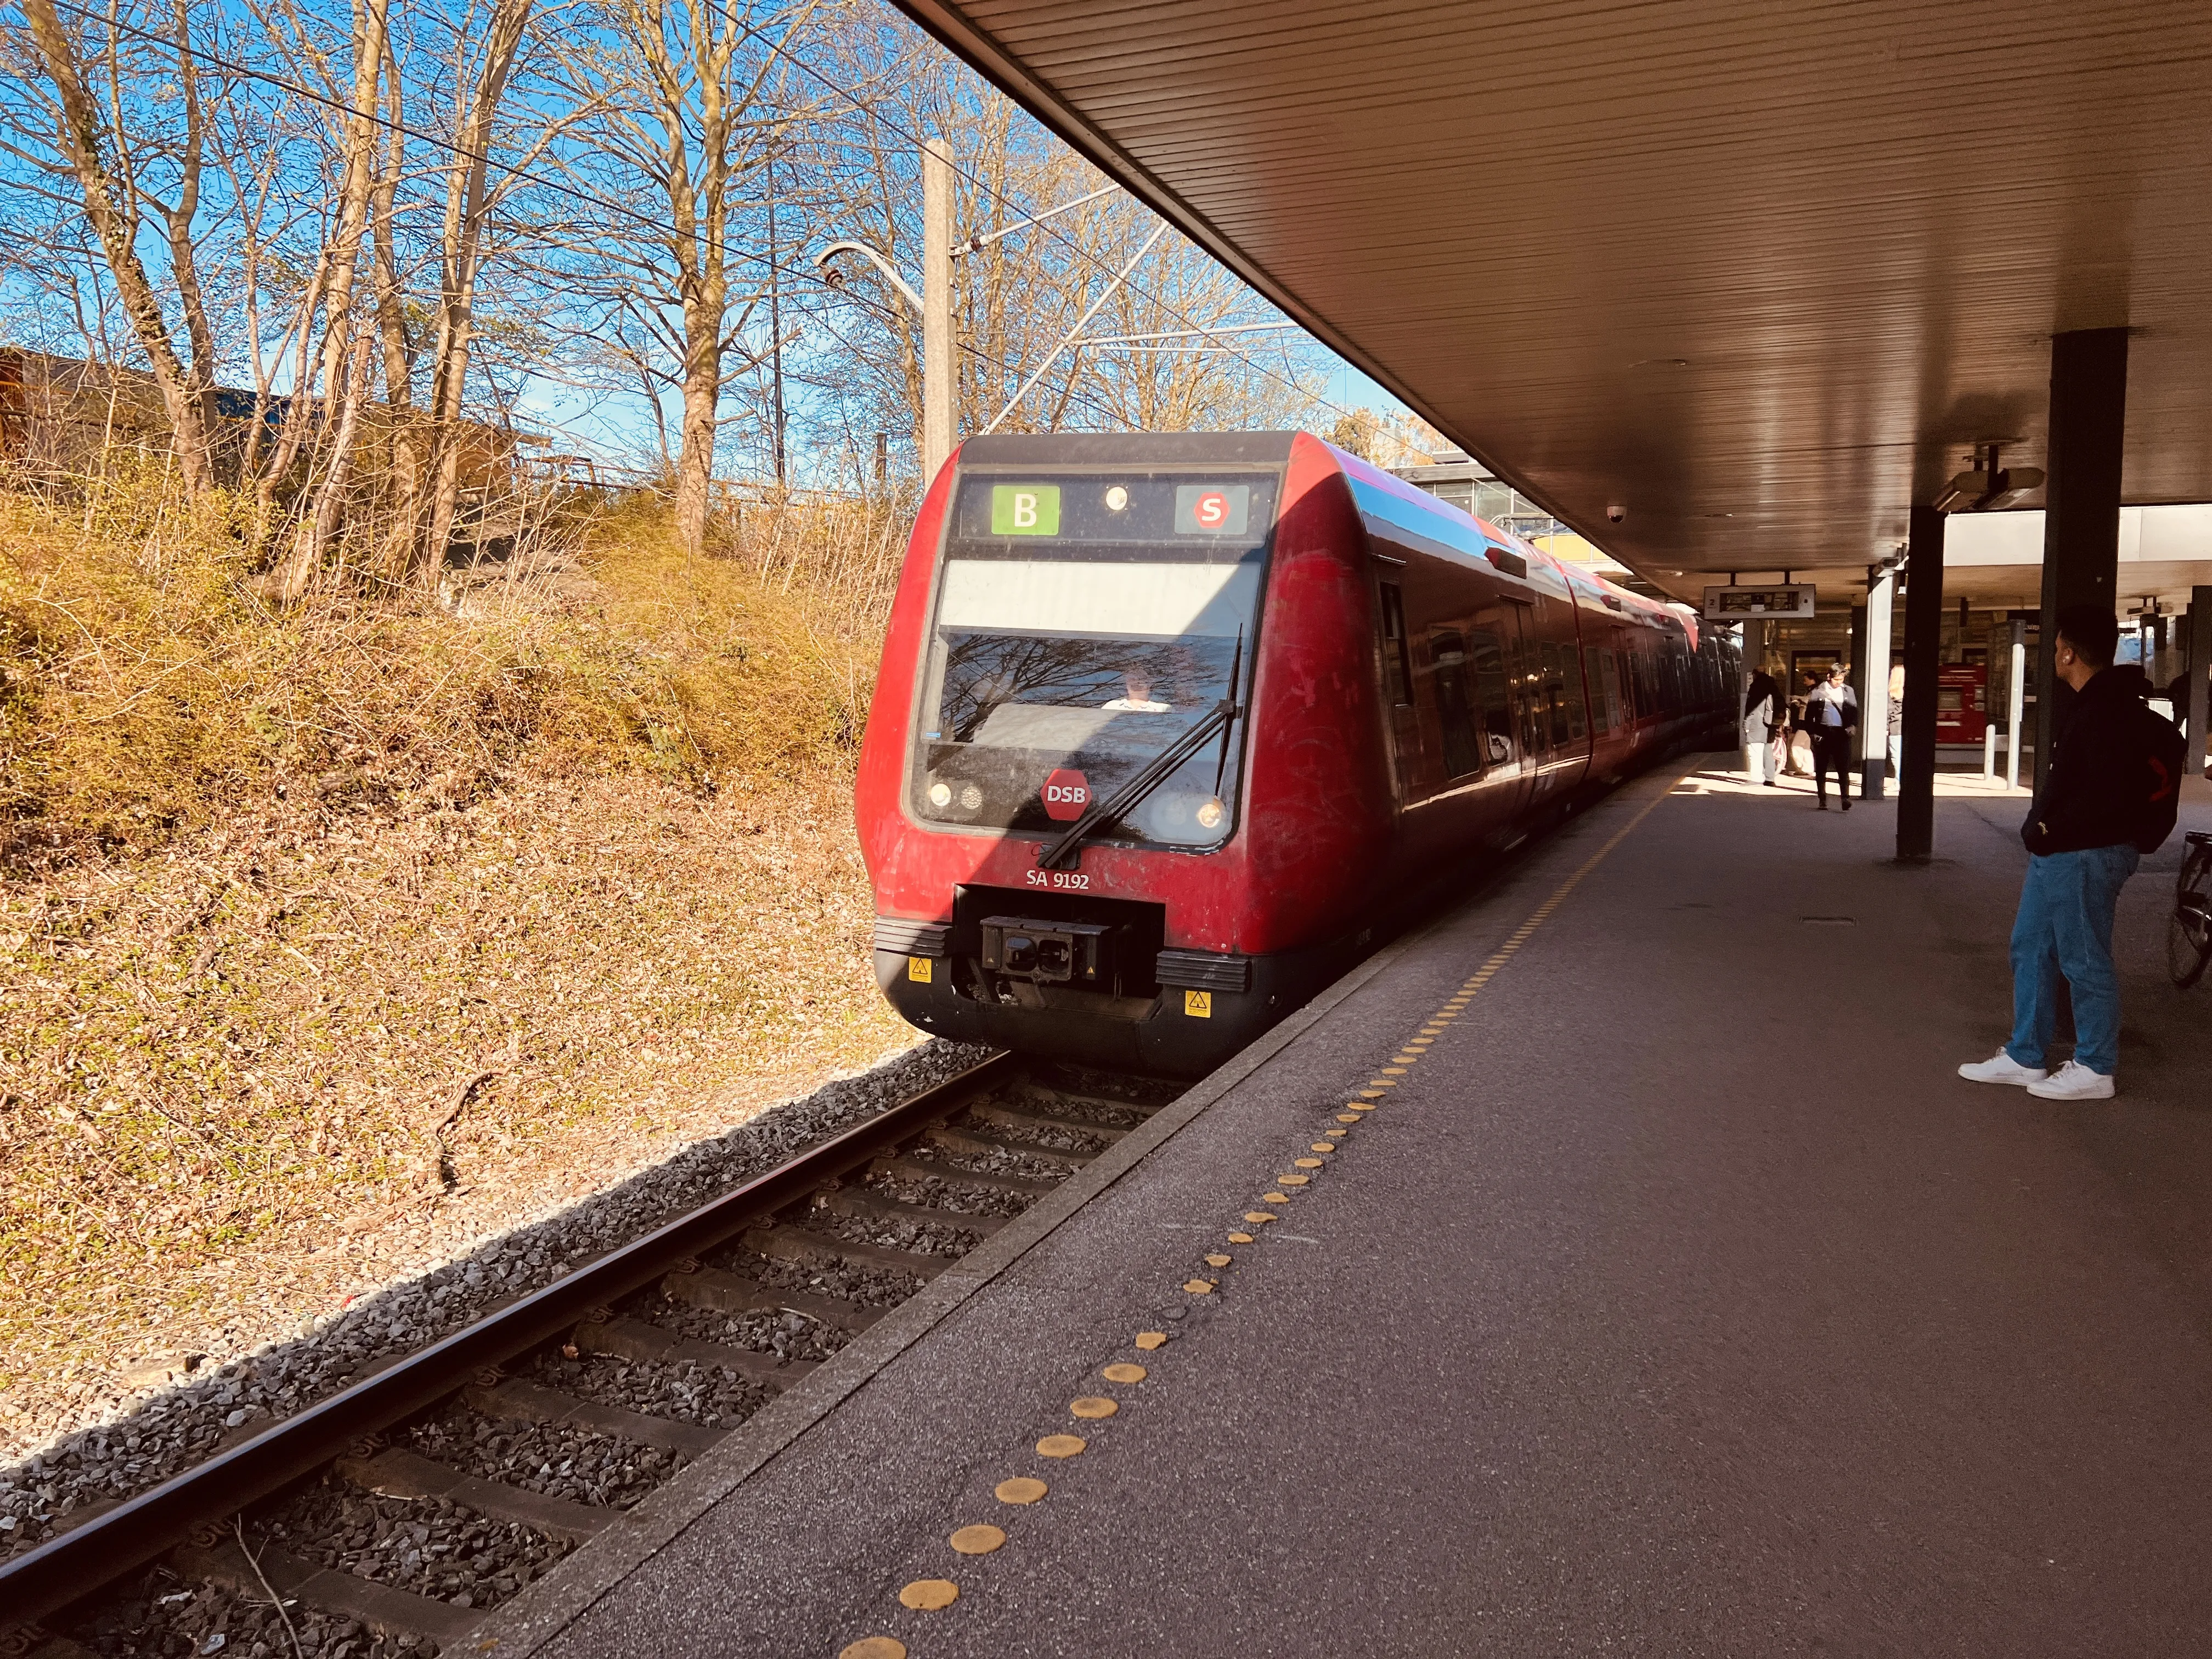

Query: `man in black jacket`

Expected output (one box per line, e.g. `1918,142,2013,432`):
1802,663,1858,809
1959,606,2183,1101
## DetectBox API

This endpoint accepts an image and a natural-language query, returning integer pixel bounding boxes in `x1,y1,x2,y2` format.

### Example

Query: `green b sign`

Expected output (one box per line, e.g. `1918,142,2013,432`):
990,484,1061,535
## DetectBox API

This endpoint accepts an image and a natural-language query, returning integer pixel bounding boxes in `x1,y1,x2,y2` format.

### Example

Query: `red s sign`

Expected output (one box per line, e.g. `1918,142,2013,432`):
1041,768,1090,821
1193,490,1229,528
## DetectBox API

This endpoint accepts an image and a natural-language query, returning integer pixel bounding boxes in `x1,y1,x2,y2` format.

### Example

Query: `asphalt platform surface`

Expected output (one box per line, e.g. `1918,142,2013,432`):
481,761,2212,1658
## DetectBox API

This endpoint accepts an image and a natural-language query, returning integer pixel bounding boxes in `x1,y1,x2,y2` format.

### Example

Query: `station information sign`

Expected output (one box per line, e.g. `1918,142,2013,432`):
1702,584,1816,620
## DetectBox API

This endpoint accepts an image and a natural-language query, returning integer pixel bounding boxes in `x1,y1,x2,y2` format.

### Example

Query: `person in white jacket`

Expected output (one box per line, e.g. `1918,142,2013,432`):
1741,665,1781,786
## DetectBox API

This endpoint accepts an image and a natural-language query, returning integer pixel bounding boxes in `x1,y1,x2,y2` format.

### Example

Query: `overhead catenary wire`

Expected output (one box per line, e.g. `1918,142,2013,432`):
744,22,1376,428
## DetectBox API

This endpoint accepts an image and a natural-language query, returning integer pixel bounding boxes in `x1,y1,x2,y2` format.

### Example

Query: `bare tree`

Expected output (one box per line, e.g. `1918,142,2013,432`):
403,0,538,578
9,0,225,491
552,0,831,554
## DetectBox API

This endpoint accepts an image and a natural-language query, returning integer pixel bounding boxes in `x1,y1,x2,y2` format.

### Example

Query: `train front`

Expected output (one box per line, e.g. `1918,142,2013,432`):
855,432,1370,1078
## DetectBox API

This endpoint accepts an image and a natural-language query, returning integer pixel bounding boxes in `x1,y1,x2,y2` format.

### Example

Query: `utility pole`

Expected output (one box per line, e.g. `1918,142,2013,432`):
766,145,788,488
922,138,955,483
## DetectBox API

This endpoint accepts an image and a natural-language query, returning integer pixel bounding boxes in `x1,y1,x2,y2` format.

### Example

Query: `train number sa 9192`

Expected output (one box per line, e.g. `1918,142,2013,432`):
1025,868,1092,889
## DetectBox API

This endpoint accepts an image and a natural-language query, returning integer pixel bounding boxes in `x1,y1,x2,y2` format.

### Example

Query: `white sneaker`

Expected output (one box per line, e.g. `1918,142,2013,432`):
1957,1049,2047,1086
2026,1060,2115,1101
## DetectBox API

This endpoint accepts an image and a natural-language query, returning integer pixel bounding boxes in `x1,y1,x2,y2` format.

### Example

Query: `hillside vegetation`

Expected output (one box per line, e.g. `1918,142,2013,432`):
0,481,916,1437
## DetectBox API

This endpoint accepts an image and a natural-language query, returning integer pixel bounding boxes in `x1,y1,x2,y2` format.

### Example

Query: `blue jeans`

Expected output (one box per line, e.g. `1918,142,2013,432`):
2006,845,2139,1076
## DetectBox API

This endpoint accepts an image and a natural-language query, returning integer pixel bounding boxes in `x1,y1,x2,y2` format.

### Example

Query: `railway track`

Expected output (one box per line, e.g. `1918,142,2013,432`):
1,1053,1179,1657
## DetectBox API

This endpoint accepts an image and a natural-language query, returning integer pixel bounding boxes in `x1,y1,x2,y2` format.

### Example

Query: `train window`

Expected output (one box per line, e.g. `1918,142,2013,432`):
1583,646,1611,734
1469,629,1515,765
1427,630,1483,778
1378,582,1413,705
914,471,1277,848
1598,648,1624,732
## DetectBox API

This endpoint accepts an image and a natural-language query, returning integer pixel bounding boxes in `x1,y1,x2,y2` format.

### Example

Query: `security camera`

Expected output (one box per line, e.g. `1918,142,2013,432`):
1605,504,1626,523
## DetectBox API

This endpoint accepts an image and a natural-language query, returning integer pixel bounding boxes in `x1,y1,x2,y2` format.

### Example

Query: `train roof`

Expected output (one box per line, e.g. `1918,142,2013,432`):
956,431,1299,466
1329,444,1694,640
947,431,1703,648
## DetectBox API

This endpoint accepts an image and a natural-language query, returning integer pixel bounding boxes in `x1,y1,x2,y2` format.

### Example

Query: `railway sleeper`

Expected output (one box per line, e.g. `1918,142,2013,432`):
924,1124,1093,1166
659,1265,886,1333
741,1223,953,1279
336,1446,616,1546
867,1153,1060,1197
966,1100,1128,1141
571,1314,819,1385
462,1379,725,1458
26,1637,101,1659
171,1538,481,1647
813,1184,1008,1236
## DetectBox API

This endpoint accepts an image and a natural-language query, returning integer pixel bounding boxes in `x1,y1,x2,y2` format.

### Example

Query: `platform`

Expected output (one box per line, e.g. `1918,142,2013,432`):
479,761,2212,1658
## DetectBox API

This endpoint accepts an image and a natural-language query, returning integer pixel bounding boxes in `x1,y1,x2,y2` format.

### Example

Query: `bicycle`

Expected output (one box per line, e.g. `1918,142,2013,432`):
2171,830,2212,989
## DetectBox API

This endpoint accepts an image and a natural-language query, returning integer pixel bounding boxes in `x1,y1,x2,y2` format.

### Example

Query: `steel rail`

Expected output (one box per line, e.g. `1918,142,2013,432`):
0,1051,1020,1630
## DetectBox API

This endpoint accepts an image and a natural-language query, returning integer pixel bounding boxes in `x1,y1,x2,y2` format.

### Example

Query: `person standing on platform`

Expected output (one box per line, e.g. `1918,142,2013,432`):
1785,685,1814,776
1803,663,1858,809
1959,607,2185,1102
1887,662,1906,779
1742,663,1782,786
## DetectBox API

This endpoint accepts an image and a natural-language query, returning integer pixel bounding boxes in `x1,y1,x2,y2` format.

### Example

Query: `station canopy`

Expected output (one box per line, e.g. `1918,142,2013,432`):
893,0,2212,607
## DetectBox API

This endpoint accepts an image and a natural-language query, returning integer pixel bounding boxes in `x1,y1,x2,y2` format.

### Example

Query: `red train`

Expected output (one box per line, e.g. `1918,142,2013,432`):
856,432,1736,1076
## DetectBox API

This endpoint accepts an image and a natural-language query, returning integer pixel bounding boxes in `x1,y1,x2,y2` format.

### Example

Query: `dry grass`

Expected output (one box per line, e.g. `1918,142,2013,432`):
0,477,922,1437
0,476,888,865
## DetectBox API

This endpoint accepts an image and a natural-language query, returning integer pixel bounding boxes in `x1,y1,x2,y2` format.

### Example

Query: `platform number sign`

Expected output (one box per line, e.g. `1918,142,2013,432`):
991,484,1061,535
1175,483,1250,535
1183,989,1212,1018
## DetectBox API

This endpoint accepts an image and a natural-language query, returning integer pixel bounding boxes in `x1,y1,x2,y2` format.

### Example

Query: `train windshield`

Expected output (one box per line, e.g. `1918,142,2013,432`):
911,470,1278,849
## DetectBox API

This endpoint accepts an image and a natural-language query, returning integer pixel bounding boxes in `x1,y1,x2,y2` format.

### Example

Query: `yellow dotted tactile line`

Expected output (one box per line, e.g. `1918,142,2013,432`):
836,785,1671,1658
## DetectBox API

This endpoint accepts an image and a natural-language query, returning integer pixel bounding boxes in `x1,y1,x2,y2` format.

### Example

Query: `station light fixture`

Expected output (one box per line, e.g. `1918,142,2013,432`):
1933,443,2044,514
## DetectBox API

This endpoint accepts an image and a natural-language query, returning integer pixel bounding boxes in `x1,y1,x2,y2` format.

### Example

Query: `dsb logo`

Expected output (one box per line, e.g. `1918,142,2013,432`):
1042,768,1090,821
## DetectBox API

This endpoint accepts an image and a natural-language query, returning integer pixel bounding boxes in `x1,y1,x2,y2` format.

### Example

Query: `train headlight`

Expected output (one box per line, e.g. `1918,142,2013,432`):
1104,485,1129,512
928,781,952,808
958,783,983,811
1195,795,1227,830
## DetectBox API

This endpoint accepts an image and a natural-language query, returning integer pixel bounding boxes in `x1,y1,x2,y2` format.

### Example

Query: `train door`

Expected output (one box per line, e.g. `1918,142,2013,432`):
1373,567,1420,801
1517,599,1583,802
1541,633,1592,791
1470,602,1533,819
1427,628,1485,781
1505,606,1549,799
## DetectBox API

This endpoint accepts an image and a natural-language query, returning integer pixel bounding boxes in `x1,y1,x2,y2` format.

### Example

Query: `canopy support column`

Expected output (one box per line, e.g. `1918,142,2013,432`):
2034,327,2130,790
1897,507,1945,861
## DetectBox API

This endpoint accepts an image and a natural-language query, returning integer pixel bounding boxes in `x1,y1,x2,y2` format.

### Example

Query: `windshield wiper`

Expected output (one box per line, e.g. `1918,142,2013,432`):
1037,633,1243,871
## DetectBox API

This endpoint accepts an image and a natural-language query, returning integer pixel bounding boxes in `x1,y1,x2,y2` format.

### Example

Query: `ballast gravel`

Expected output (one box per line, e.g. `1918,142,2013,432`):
903,1139,1075,1184
405,1413,679,1510
529,1352,777,1430
867,1169,1035,1218
641,1296,849,1364
74,1570,436,1658
2,1040,989,1563
257,1477,568,1610
802,1203,981,1258
732,1251,924,1307
966,1113,1110,1156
